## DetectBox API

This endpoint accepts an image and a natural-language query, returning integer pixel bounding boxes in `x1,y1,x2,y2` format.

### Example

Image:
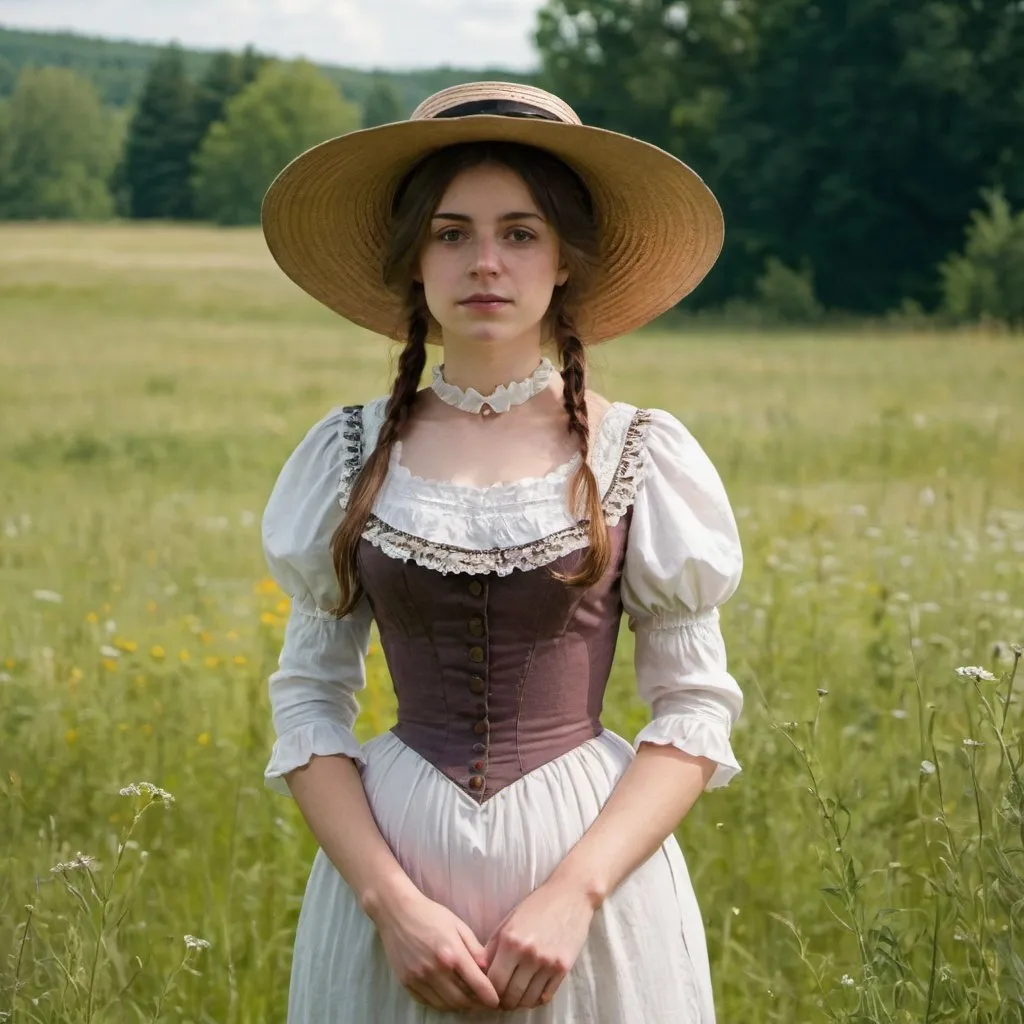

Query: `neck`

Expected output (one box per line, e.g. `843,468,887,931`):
439,330,547,393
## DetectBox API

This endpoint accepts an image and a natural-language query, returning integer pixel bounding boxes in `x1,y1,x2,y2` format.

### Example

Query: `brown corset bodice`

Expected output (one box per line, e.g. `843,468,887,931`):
357,515,629,802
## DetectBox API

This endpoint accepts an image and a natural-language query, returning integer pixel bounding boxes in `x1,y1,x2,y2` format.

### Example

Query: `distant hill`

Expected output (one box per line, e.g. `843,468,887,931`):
0,25,536,113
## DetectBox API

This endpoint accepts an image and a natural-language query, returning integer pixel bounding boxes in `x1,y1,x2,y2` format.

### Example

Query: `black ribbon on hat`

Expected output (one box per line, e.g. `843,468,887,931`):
433,98,565,123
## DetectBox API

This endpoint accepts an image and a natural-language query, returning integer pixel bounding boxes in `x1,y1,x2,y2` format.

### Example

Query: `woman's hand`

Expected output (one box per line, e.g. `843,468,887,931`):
371,889,501,1012
484,879,596,1010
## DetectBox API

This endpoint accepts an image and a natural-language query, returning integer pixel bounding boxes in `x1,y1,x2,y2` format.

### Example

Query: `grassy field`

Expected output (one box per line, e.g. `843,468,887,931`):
1,222,1022,1024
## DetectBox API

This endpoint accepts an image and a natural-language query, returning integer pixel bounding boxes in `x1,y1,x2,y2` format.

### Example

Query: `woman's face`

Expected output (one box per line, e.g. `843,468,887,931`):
417,162,568,347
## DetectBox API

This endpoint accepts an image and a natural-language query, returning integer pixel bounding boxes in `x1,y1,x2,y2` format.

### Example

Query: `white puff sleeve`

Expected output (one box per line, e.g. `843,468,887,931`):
261,407,372,796
621,409,744,790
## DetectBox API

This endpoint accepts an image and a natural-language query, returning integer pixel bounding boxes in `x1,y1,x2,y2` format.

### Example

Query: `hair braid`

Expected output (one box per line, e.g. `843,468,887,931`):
330,301,428,616
555,316,610,586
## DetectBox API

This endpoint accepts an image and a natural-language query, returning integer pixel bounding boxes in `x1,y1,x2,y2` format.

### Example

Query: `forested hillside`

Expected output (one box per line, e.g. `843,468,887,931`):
0,25,533,113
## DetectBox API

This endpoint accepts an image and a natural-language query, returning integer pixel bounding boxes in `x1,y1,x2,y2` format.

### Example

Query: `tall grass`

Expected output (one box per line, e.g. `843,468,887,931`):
1,223,1022,1022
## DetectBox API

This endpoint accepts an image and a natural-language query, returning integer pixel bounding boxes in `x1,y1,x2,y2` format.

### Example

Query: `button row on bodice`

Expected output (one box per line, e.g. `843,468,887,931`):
467,577,488,795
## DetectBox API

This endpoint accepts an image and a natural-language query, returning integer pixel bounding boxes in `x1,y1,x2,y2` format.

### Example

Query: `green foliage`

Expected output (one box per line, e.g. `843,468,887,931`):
755,258,824,325
362,76,403,128
193,47,268,146
0,67,118,220
121,45,201,219
941,190,1024,329
192,61,360,226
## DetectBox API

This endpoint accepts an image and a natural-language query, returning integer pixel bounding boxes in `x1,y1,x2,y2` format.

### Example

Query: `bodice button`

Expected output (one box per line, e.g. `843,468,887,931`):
469,775,484,790
468,646,484,663
468,580,483,597
473,720,488,735
469,675,486,695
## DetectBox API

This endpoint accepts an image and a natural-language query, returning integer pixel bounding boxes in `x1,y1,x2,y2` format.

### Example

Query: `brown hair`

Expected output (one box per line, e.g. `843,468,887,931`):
330,141,607,617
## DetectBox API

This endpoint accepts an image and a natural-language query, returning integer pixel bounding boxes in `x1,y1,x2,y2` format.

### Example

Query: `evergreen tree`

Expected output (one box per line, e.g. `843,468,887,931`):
121,44,199,218
362,77,403,128
0,67,117,219
193,47,269,143
192,60,359,225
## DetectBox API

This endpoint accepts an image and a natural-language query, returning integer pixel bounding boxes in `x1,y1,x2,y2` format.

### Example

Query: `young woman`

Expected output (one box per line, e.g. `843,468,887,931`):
260,82,743,1022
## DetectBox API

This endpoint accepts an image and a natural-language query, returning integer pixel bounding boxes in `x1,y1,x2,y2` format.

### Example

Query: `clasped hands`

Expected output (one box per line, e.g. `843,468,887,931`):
376,877,596,1013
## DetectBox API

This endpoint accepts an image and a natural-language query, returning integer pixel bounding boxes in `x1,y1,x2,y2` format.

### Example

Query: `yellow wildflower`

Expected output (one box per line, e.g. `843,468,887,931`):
115,638,138,653
204,655,220,668
255,576,280,596
259,612,280,627
233,655,248,666
65,728,78,745
85,611,98,624
150,645,166,661
179,648,191,663
101,658,118,672
197,732,211,747
200,631,213,646
69,667,83,684
276,598,290,615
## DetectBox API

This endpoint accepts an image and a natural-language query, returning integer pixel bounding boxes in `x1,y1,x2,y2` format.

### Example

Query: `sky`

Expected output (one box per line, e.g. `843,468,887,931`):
0,0,546,70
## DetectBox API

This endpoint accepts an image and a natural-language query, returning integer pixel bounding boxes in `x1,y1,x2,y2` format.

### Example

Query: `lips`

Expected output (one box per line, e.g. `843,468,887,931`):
460,295,510,304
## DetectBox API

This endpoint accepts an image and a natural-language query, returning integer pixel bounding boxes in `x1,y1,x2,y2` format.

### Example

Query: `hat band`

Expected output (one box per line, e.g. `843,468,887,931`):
432,98,565,123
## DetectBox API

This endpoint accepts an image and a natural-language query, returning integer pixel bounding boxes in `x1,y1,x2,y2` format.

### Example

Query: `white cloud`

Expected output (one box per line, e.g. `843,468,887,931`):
0,0,544,69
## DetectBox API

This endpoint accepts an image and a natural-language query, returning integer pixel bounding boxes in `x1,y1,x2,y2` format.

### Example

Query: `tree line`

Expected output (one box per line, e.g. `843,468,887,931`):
0,5,1022,326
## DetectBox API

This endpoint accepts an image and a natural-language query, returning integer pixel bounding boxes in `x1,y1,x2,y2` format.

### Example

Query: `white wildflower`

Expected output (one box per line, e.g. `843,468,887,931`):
891,709,908,720
840,974,855,987
104,619,117,634
920,760,936,775
50,852,97,874
99,645,120,659
120,781,175,804
919,487,936,506
955,666,997,682
816,688,829,697
32,589,63,604
184,934,211,951
962,738,984,749
0,672,11,683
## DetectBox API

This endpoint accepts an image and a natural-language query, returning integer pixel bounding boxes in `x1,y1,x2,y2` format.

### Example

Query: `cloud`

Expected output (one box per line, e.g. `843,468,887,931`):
0,0,543,69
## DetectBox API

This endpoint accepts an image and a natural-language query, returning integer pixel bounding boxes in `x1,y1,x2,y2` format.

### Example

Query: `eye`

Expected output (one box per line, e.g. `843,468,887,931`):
508,227,536,243
437,227,464,243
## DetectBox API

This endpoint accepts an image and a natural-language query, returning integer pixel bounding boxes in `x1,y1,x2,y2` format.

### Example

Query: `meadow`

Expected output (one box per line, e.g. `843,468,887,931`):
0,223,1022,1023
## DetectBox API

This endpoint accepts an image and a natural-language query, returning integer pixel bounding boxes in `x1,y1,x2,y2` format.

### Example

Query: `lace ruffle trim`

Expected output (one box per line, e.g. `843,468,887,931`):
336,405,652,576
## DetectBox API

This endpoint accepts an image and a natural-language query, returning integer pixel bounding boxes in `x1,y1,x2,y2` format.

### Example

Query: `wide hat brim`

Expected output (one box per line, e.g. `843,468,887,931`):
261,113,724,344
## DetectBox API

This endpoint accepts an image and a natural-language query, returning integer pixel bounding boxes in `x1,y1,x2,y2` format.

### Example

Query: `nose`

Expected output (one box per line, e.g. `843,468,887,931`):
469,235,501,277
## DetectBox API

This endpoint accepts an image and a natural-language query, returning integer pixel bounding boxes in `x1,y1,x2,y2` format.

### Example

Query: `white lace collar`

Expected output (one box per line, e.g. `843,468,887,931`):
429,358,554,415
337,400,652,576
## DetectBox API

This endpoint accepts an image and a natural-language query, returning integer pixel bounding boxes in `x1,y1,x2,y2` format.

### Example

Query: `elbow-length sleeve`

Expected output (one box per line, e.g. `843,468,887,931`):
260,407,372,797
621,409,744,790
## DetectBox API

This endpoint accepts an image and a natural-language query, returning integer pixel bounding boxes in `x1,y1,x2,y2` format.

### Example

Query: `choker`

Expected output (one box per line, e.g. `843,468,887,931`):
429,358,554,416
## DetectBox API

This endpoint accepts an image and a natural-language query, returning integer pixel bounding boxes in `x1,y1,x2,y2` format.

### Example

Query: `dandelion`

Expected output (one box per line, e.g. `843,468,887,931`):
114,638,138,653
184,934,211,951
101,658,118,673
50,852,97,874
255,576,280,596
921,760,936,775
260,611,281,627
955,665,997,682
150,645,166,661
32,589,62,604
276,598,290,615
119,781,175,805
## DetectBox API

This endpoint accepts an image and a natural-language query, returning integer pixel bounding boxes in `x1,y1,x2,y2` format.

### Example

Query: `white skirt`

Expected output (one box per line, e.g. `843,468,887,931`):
287,729,715,1023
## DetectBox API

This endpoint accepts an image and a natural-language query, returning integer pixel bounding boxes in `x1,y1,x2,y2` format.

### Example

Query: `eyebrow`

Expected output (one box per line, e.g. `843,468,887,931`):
431,211,545,222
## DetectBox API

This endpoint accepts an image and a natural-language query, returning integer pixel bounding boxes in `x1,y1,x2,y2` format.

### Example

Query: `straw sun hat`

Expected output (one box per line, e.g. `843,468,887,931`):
261,81,724,344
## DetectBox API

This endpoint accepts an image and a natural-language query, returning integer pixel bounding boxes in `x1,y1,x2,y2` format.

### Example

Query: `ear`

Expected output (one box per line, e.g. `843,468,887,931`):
555,262,569,287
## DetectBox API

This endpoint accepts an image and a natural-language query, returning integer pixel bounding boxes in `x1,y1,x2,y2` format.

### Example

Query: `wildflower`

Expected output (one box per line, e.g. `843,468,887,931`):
197,732,211,746
920,760,936,775
101,659,118,673
233,655,248,666
104,619,116,635
204,655,220,668
146,601,158,613
150,645,166,661
255,577,280,596
919,487,936,506
119,781,175,805
891,709,908,720
99,645,120,659
65,728,79,745
32,589,62,604
260,612,281,627
1012,643,1023,657
85,611,99,624
840,974,855,987
114,638,138,653
50,852,97,874
955,666,997,682
179,648,191,663
276,598,290,615
962,738,984,748
184,934,211,951
816,688,829,697
69,667,83,684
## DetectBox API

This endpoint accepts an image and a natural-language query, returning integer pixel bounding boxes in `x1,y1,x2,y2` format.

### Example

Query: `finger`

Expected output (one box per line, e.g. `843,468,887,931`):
486,941,517,999
520,968,558,1009
406,980,447,1011
455,951,501,1009
457,920,492,972
500,964,536,1010
540,971,563,1005
427,972,475,1011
